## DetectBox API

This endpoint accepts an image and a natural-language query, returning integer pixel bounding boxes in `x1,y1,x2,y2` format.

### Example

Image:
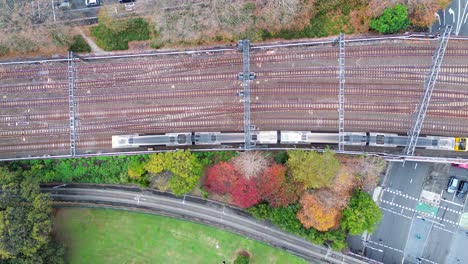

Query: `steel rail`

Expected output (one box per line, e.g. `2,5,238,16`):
42,184,377,264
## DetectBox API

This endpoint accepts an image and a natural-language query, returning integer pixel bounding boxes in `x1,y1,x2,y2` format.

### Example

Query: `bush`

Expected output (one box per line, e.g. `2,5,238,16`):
0,44,9,56
234,253,250,264
69,35,91,52
369,4,410,34
91,17,150,51
248,203,347,250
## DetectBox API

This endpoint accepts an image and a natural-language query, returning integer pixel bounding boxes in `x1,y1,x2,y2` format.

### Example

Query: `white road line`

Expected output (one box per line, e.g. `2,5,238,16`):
433,225,455,234
380,207,413,220
420,256,439,264
367,240,404,253
385,188,464,212
440,199,464,207
380,200,461,224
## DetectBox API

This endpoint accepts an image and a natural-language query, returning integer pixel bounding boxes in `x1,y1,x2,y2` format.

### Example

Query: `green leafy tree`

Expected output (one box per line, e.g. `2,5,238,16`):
144,154,165,174
369,4,410,34
0,167,64,263
166,150,203,196
286,149,340,189
145,150,202,196
127,161,146,179
341,190,382,235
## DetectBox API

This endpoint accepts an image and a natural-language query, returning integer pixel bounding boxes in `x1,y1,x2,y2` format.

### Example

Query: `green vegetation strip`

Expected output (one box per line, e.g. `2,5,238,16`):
53,208,306,264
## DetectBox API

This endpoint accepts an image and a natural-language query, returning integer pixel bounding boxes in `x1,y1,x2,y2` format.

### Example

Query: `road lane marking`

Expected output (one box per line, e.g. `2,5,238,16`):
385,188,464,212
367,240,404,253
380,199,461,225
380,207,413,220
433,225,455,234
420,256,439,264
440,199,464,207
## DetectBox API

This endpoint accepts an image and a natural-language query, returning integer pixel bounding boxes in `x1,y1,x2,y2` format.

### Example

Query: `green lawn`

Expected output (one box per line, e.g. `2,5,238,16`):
53,208,307,264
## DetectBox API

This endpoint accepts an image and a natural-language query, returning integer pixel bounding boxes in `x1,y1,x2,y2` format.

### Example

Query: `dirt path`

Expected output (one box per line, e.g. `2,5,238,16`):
77,27,107,55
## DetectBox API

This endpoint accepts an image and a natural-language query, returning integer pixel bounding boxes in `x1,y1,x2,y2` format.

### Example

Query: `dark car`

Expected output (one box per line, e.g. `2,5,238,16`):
457,181,468,198
447,176,459,193
119,0,135,3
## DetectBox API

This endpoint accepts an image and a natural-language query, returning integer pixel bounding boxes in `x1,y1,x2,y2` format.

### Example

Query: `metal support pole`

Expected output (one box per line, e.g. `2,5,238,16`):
68,51,76,157
338,33,345,152
239,40,253,151
404,26,452,156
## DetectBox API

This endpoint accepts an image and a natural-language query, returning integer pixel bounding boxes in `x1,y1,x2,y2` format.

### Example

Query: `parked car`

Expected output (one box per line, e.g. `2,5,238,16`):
447,176,459,193
85,0,100,7
457,181,468,198
452,163,468,170
119,0,135,3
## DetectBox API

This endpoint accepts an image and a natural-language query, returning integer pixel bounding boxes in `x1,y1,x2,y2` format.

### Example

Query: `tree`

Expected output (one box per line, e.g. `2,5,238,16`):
144,153,165,174
287,149,340,189
231,177,260,208
0,167,64,263
369,4,410,34
357,156,386,192
165,150,203,196
297,192,341,231
143,150,203,196
341,190,382,235
232,151,270,179
127,161,146,179
256,164,298,207
203,162,240,195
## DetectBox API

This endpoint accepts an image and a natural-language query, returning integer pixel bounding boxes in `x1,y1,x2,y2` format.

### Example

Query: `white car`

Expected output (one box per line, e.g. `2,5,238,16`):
447,176,459,193
85,0,100,7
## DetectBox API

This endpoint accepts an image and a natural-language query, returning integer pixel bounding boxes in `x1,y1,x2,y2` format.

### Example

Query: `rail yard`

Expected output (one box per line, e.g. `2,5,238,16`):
1,36,468,160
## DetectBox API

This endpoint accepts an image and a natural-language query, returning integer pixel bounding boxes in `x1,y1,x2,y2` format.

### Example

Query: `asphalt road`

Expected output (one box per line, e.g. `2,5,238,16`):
432,0,468,36
362,161,468,264
364,161,430,264
41,183,377,264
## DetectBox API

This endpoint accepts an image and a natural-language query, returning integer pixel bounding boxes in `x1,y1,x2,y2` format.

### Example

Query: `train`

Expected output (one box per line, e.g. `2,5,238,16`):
112,131,468,152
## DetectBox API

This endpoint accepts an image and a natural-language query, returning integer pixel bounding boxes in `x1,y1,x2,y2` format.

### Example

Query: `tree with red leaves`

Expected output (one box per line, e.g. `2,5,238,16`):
256,164,298,207
231,177,260,208
203,162,239,195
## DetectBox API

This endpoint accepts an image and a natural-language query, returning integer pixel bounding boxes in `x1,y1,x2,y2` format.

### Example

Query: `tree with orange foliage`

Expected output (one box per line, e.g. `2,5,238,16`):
297,192,342,231
256,164,299,207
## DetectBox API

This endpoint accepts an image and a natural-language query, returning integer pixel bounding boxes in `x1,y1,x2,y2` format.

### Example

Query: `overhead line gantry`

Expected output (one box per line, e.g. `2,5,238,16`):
68,51,77,157
404,25,452,156
338,33,346,152
238,40,255,151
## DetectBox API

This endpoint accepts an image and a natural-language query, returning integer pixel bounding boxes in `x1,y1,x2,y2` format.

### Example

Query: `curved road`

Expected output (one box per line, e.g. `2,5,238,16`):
42,183,379,264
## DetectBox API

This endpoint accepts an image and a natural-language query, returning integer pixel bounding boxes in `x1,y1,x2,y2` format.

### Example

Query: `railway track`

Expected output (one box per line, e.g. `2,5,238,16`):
2,39,468,158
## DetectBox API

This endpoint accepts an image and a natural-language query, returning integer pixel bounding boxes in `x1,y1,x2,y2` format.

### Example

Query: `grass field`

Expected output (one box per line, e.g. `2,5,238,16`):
53,208,307,264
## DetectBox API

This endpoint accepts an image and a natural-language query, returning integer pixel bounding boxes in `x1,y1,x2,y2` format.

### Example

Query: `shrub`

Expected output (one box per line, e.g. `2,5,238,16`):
0,44,9,56
91,17,150,51
369,4,410,34
68,35,91,52
234,253,250,264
